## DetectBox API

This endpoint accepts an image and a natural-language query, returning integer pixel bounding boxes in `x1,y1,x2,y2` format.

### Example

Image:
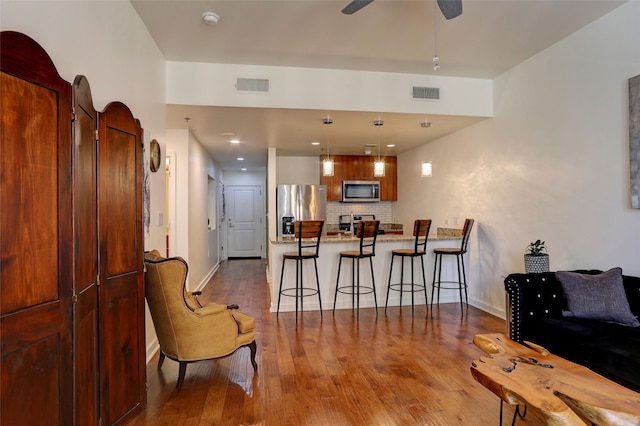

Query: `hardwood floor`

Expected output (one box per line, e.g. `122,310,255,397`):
126,259,545,425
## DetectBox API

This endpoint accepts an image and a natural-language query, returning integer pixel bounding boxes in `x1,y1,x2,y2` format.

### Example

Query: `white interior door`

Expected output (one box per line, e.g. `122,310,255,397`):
227,185,263,258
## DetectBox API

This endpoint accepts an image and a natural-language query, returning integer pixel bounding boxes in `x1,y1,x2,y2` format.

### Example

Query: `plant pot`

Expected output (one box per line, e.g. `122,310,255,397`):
524,254,550,273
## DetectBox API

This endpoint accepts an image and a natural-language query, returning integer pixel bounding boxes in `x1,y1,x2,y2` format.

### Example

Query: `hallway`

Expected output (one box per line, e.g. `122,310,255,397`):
127,258,545,425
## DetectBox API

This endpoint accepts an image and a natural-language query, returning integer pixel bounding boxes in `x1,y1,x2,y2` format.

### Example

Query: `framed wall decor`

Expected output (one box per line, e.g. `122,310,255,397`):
150,139,161,173
630,75,640,209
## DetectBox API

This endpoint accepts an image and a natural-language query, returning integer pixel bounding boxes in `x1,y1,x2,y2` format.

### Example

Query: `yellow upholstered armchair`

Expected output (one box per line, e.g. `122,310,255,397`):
144,250,257,389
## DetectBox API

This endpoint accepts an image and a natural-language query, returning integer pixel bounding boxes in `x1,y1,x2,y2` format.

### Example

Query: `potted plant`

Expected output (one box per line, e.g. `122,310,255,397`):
524,239,550,273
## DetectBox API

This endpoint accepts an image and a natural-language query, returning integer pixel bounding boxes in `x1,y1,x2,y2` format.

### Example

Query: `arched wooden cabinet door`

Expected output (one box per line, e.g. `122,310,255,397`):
97,101,146,425
72,75,100,426
0,31,74,426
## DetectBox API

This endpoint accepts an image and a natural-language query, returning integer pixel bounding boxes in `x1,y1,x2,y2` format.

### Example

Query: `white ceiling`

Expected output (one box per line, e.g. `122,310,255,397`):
132,0,624,171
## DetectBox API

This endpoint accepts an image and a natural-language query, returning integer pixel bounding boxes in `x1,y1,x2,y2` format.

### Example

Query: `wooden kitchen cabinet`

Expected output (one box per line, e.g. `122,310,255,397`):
320,155,397,201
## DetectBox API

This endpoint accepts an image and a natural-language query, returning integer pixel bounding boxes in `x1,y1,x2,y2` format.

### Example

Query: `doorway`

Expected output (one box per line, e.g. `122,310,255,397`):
226,185,263,258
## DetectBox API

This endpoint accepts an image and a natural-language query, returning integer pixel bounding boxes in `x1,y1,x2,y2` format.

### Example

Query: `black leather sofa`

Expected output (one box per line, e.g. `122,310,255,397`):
504,270,640,392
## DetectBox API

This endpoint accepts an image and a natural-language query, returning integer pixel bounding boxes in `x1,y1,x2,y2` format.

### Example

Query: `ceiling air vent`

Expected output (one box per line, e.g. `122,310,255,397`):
412,86,440,100
236,77,270,93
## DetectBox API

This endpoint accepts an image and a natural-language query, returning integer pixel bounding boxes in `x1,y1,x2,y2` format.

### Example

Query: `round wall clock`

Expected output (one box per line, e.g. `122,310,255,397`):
150,139,161,173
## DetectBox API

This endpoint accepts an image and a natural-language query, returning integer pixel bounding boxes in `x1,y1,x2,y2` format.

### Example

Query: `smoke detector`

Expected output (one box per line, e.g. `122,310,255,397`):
202,12,220,25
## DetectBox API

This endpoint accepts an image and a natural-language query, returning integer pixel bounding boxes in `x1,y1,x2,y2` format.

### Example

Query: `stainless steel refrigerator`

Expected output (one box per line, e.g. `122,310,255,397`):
277,185,327,236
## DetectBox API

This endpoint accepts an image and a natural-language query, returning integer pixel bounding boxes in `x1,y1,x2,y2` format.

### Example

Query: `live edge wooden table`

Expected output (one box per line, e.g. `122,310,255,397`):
471,333,640,425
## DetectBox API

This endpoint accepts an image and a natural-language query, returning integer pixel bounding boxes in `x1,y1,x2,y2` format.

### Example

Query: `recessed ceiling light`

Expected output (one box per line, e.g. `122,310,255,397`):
311,141,320,145
230,139,240,144
386,144,396,148
237,157,244,161
202,12,220,26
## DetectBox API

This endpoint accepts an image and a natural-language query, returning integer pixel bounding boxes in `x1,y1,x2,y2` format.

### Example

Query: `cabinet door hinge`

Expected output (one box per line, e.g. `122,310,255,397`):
95,129,99,142
72,291,78,303
96,274,101,287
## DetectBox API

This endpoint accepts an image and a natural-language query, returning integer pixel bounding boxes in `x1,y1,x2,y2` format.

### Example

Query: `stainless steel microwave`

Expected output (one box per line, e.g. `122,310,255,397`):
342,180,380,202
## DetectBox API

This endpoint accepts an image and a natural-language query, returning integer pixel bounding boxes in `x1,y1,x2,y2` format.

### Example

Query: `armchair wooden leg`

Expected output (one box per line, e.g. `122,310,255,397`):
177,362,187,390
157,352,165,370
249,340,258,372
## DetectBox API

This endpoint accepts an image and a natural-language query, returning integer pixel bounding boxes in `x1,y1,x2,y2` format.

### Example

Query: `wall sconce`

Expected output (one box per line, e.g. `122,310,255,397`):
323,158,334,176
421,162,432,177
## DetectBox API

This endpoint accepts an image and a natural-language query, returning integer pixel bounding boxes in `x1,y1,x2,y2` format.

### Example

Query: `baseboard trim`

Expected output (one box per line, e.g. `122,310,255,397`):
194,261,221,292
146,340,160,364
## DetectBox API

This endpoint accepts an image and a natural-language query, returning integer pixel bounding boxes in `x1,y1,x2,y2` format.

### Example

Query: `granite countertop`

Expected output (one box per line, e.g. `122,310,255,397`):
272,227,462,245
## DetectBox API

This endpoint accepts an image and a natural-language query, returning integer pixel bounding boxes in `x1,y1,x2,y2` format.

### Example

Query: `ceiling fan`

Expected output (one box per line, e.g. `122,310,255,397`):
341,0,463,20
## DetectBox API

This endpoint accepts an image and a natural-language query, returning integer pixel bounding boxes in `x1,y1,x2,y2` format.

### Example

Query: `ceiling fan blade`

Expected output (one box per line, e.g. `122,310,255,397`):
437,0,463,20
341,0,374,15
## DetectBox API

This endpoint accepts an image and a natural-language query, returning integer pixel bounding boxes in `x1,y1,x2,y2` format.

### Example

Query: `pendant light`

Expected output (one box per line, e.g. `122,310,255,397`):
322,116,334,176
433,2,440,71
373,119,385,177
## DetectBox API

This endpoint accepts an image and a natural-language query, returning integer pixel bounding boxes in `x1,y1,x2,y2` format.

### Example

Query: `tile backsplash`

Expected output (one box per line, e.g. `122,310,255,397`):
327,202,394,224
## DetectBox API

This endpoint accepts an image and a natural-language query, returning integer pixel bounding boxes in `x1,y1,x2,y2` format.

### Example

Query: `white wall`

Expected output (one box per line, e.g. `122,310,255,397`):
397,1,640,318
167,62,493,117
188,133,224,290
166,130,224,289
167,129,190,260
276,156,320,185
1,0,167,361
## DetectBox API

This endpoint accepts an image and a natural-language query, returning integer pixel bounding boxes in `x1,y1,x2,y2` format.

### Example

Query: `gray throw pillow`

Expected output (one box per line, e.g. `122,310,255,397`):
557,267,640,327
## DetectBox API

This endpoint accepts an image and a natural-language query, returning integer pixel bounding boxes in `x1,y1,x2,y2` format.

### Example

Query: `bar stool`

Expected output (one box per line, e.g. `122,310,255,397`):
385,219,432,316
277,220,324,321
332,220,380,319
431,218,475,311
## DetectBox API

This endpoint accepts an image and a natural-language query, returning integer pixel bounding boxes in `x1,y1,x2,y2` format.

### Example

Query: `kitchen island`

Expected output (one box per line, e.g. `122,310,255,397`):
270,232,464,313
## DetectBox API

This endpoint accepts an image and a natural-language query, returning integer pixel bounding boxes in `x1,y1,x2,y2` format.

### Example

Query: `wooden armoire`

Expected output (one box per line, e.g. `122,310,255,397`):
0,31,146,425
